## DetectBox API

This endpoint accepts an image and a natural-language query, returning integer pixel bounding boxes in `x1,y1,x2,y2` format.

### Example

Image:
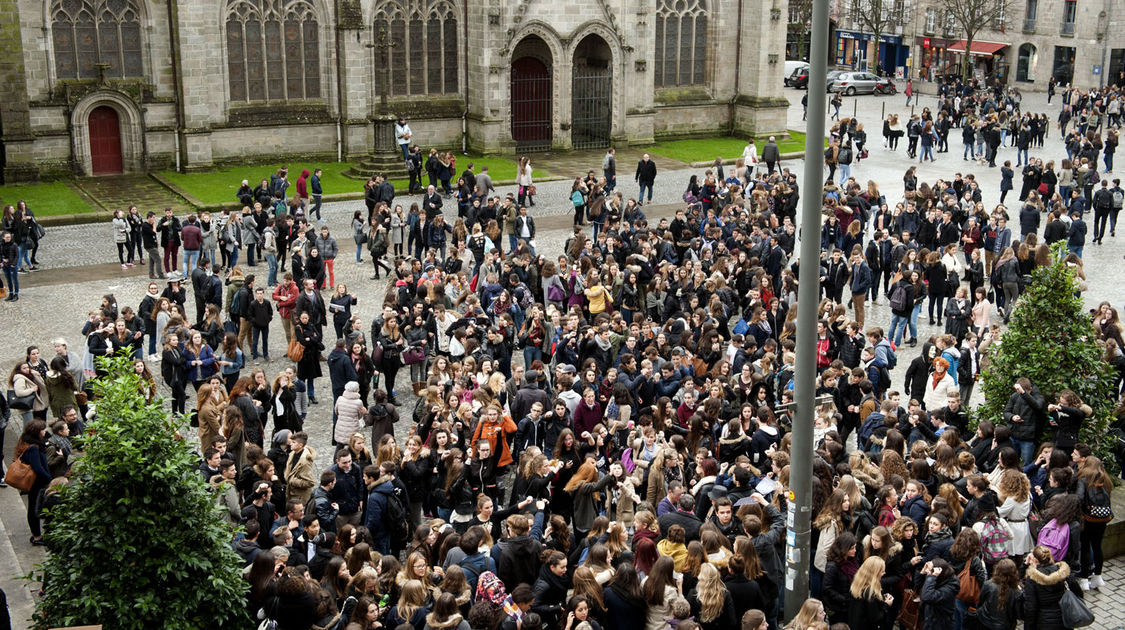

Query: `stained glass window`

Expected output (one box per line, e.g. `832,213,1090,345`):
654,0,708,87
226,0,321,102
372,0,460,96
52,0,143,79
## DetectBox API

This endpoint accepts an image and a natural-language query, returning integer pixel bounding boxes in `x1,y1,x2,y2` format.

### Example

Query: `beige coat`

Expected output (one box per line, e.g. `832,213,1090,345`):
285,446,318,505
13,372,48,413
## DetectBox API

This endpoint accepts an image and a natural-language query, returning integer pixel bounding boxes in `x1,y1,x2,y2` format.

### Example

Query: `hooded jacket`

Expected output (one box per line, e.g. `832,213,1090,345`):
333,390,366,445
1025,561,1079,630
364,475,397,552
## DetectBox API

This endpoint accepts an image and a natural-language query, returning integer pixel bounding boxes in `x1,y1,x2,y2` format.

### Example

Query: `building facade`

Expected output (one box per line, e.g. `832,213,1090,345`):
0,0,790,182
905,0,1125,90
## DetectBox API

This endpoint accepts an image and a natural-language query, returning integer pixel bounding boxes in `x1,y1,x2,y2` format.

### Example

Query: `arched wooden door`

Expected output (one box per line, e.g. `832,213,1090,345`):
510,56,552,152
89,106,123,175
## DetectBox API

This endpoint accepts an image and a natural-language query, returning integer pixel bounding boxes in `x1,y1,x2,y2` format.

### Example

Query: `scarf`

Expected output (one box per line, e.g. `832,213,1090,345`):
595,336,612,352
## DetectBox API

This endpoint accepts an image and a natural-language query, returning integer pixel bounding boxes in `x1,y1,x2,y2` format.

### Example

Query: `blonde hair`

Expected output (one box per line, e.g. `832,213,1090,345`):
849,556,885,600
695,563,728,623
396,579,428,621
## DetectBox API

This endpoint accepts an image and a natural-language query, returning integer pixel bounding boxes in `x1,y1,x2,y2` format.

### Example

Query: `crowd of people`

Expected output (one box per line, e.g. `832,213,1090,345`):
3,81,1125,630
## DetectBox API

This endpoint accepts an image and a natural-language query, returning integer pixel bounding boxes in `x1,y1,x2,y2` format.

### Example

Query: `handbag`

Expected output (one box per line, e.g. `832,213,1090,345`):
7,388,35,411
547,285,566,302
371,342,384,364
286,338,305,362
1059,588,1095,628
33,220,45,240
4,443,36,492
402,346,426,365
897,588,923,630
683,190,698,203
1038,182,1050,195
956,558,981,605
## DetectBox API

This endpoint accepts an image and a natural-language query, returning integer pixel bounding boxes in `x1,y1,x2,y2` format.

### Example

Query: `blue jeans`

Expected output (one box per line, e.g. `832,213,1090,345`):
228,247,239,269
838,163,851,184
1069,245,1083,258
1011,438,1036,465
1059,185,1072,203
182,249,200,276
954,598,970,630
311,195,322,221
963,143,974,159
147,332,157,356
1000,129,1008,145
509,234,519,254
523,346,542,370
921,144,934,160
252,326,269,359
265,253,278,286
204,248,217,269
2,265,18,295
246,244,257,266
908,303,921,339
1017,148,1028,165
890,313,909,345
305,378,316,401
638,182,653,203
16,244,31,268
1106,153,1114,172
355,242,363,262
399,144,409,161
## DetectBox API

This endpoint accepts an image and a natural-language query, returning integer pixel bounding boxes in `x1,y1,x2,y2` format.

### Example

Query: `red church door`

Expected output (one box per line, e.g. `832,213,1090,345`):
88,106,123,175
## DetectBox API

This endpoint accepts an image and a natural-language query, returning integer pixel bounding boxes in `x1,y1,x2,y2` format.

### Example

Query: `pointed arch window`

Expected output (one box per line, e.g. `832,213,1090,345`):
52,0,143,79
373,0,460,96
654,0,708,87
226,0,321,103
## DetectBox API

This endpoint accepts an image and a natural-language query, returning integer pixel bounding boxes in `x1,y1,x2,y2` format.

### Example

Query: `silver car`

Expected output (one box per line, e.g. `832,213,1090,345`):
830,71,881,95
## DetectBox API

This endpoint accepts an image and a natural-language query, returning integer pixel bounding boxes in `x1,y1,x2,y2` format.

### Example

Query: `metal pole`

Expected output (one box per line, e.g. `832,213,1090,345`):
784,0,829,621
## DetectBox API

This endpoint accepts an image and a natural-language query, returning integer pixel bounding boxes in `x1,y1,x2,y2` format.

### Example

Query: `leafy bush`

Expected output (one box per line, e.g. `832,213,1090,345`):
977,245,1116,464
34,353,249,630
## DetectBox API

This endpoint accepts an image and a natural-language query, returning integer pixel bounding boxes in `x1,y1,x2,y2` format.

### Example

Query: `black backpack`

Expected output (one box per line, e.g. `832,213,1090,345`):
383,489,411,544
889,283,910,312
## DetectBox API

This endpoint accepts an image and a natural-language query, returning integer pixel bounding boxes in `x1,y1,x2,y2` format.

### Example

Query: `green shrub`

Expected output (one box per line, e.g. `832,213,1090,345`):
976,244,1116,465
34,353,249,630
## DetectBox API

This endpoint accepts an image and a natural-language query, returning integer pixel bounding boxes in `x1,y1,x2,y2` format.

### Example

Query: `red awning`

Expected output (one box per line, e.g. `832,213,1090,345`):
946,40,1008,56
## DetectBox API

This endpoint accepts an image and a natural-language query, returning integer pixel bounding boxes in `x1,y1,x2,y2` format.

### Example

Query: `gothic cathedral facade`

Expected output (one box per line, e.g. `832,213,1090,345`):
0,0,789,181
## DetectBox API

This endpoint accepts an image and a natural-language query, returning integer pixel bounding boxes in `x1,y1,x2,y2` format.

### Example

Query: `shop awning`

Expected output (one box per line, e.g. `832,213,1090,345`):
946,40,1008,56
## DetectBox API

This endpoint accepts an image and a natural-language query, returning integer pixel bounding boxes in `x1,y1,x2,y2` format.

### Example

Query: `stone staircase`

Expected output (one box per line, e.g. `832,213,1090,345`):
343,152,409,181
74,173,194,214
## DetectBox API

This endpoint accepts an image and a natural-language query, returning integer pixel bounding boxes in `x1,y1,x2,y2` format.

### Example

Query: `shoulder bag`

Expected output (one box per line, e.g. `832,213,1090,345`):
286,338,305,362
4,443,36,492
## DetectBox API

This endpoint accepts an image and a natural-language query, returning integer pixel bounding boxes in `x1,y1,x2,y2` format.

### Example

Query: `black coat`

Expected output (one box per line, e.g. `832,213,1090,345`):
1024,562,1080,630
919,573,959,630
847,593,888,630
603,584,646,630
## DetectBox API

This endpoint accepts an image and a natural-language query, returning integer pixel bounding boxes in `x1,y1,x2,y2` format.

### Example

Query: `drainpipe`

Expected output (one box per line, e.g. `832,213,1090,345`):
335,0,345,162
462,0,469,154
166,0,185,171
729,0,744,136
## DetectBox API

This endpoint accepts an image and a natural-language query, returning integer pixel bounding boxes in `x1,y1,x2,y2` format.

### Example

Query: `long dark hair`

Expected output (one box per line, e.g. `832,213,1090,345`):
610,562,644,601
20,419,47,446
643,555,676,605
48,356,76,390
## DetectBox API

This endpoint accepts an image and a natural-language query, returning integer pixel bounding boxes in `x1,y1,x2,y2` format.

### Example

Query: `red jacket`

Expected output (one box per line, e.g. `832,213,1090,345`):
296,169,310,200
272,281,298,320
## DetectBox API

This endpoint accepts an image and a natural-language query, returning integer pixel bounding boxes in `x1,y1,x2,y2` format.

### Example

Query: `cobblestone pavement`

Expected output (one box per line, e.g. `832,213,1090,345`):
3,86,1125,628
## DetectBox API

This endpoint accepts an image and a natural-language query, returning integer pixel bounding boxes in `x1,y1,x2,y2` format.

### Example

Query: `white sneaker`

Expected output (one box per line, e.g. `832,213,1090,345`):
1080,578,1092,591
1092,575,1105,589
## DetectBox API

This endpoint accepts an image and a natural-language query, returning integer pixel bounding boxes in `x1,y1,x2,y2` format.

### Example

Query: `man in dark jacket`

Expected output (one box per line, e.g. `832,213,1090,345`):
190,257,211,325
489,508,547,589
422,185,443,221
247,286,274,361
157,207,182,274
510,370,550,426
1019,202,1041,239
362,463,397,554
658,494,704,541
1067,210,1087,258
1003,377,1047,464
1092,179,1115,244
327,339,358,403
761,137,781,174
328,449,364,528
634,154,657,205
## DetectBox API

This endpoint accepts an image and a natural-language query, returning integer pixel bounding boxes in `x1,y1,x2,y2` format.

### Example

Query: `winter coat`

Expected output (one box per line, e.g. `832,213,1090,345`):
1024,562,1080,630
284,446,317,505
333,390,366,445
919,572,959,630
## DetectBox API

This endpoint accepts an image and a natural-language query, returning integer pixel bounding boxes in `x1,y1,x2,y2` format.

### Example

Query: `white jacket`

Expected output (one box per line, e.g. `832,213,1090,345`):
333,390,367,445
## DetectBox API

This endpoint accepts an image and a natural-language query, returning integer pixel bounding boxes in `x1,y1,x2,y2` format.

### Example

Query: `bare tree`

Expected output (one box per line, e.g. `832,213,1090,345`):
847,0,908,74
943,0,1014,79
788,0,814,61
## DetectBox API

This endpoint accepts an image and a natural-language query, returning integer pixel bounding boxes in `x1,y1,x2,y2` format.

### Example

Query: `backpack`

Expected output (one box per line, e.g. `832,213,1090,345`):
1082,484,1114,522
979,518,1012,562
1037,517,1071,562
383,489,411,544
837,145,853,165
879,339,898,370
888,283,910,313
229,288,245,317
857,413,883,451
1113,189,1124,207
732,318,749,336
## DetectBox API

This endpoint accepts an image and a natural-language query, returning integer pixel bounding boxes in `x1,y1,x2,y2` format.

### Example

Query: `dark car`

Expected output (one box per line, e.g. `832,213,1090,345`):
792,70,809,89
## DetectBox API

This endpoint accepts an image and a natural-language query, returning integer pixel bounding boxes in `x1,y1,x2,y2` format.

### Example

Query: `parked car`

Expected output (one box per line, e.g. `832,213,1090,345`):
785,62,810,87
824,70,846,92
829,71,882,95
792,70,809,89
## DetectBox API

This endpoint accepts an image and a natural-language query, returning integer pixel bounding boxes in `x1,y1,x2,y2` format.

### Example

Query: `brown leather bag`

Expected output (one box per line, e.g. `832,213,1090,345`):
4,443,36,492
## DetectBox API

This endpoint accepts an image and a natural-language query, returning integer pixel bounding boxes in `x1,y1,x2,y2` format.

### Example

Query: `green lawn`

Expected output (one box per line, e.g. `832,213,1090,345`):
651,131,826,163
159,154,542,206
0,182,96,216
159,162,362,207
